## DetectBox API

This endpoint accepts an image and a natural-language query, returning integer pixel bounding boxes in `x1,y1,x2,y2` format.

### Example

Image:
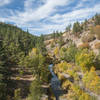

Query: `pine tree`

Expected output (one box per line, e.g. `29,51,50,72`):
0,40,7,100
73,21,82,36
28,79,43,100
95,13,100,25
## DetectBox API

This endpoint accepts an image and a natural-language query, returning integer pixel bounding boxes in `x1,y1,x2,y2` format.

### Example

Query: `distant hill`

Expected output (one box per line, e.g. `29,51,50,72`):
0,22,39,55
44,14,100,56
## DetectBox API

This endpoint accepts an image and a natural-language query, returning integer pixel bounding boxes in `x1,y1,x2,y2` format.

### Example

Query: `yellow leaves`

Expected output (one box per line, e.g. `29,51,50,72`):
82,67,100,94
55,62,72,73
16,77,20,80
29,48,38,57
79,92,92,100
71,85,81,95
90,66,95,72
67,70,74,76
67,84,95,100
56,62,67,72
58,73,65,80
75,49,95,71
90,75,100,93
90,78,97,86
62,80,72,90
94,76,100,82
32,48,37,54
55,61,79,81
54,47,59,56
66,68,79,81
54,62,80,83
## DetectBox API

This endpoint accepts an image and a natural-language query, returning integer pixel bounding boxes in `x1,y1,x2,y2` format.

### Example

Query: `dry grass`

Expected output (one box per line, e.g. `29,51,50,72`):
78,43,90,49
94,25,100,40
82,34,95,42
95,42,100,49
90,25,100,40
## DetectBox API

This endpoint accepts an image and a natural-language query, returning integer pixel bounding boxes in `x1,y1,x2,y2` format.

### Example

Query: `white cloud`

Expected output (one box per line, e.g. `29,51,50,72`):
33,3,100,35
9,0,72,23
0,0,100,35
0,0,12,6
82,0,90,1
50,3,100,24
0,0,72,29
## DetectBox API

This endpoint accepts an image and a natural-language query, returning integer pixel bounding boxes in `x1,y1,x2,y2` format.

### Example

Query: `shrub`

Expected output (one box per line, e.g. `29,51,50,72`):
14,88,21,100
75,49,95,71
60,44,78,62
62,80,72,90
61,47,67,52
57,73,65,80
28,79,43,100
16,77,20,80
67,84,96,100
90,25,100,40
0,82,7,100
82,34,96,42
78,43,90,49
94,54,100,69
55,62,79,80
54,47,59,57
50,42,55,48
94,25,100,40
19,70,24,76
54,62,75,80
82,67,100,94
58,37,65,47
94,42,100,49
55,62,69,73
67,69,79,81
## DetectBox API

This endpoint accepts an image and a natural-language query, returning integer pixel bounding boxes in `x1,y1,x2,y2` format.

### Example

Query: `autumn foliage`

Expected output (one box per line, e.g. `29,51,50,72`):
75,49,95,71
82,67,100,94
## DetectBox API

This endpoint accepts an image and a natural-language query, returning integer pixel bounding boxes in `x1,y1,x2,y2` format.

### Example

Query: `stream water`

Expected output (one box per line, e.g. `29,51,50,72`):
49,64,63,100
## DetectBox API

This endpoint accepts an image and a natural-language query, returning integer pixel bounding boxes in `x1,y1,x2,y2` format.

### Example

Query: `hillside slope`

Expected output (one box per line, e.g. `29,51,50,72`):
45,14,100,56
0,22,48,100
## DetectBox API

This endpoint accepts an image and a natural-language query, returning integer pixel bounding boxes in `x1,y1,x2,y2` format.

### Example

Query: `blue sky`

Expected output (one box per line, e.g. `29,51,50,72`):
0,0,100,35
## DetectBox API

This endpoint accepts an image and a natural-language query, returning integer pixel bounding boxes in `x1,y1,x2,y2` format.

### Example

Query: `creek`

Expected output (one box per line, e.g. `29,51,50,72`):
49,64,63,100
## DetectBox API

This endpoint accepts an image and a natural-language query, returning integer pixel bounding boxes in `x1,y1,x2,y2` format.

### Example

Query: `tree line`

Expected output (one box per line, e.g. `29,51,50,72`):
0,22,48,100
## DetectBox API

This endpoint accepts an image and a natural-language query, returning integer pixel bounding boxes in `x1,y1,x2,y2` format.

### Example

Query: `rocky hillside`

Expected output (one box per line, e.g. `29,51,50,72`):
44,14,100,56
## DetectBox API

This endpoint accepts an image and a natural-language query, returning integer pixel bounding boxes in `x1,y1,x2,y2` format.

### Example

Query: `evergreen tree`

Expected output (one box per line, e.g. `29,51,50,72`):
28,79,43,100
73,21,82,36
95,13,100,25
65,24,71,33
0,39,7,100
